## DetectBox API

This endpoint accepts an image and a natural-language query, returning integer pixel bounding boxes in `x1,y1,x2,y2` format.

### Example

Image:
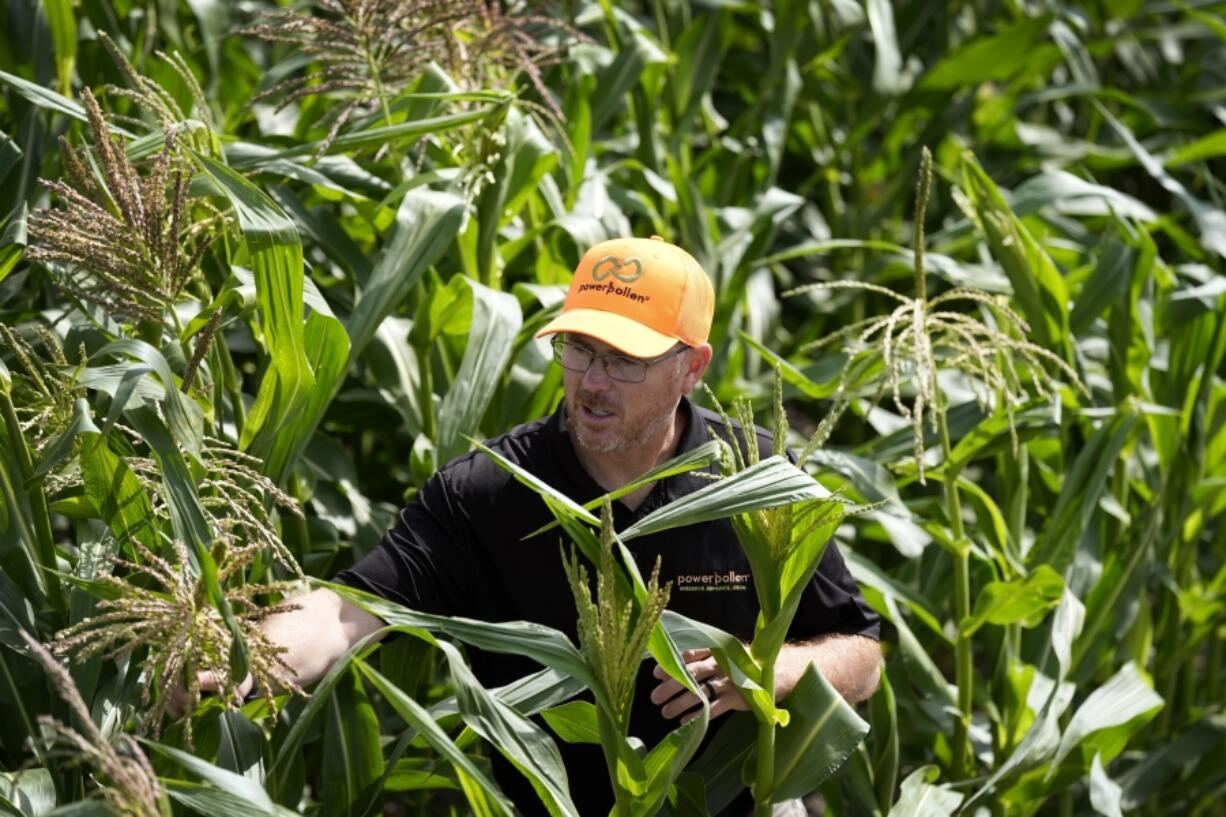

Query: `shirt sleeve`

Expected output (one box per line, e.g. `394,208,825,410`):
332,468,489,619
787,541,882,641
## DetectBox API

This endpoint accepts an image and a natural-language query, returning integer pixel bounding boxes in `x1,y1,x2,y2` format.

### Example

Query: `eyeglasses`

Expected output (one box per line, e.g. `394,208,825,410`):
551,338,687,383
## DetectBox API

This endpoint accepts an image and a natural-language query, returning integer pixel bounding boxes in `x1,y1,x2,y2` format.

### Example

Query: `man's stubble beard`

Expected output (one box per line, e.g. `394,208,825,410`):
566,388,678,455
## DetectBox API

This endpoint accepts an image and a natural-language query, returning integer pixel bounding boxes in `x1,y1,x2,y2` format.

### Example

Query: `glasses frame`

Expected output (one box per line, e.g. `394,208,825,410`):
550,337,688,383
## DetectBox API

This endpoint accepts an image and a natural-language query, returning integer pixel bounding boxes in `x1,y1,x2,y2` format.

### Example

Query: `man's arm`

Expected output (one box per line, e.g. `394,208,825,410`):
261,587,386,688
651,633,882,721
770,632,882,704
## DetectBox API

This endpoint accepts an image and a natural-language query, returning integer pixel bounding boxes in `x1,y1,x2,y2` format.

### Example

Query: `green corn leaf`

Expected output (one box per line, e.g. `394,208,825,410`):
0,71,135,134
750,507,843,662
525,440,722,540
236,106,495,165
920,15,1054,89
193,151,350,485
485,668,587,717
0,569,38,655
666,12,726,146
0,203,26,285
1088,753,1124,817
1048,662,1163,775
1097,101,1226,259
880,597,956,731
183,0,228,78
433,638,578,817
959,153,1073,362
685,714,757,814
472,109,557,284
467,439,600,528
95,339,204,460
737,333,843,401
661,611,782,726
453,766,504,817
143,739,296,816
885,766,963,817
78,435,159,554
42,0,75,96
844,551,949,644
0,129,23,188
0,768,55,816
191,150,311,451
541,701,602,745
666,771,710,817
435,280,523,464
1028,411,1140,573
124,407,209,552
869,670,900,813
269,632,383,787
1165,129,1226,168
960,565,1065,636
620,457,830,541
82,364,157,438
963,590,1084,810
1116,715,1226,809
126,405,249,683
326,582,595,690
320,667,384,817
591,31,668,131
257,106,498,162
345,189,465,361
943,402,1059,474
214,709,266,780
163,780,294,817
637,717,707,816
30,397,98,479
355,659,515,817
1010,172,1156,223
866,0,906,95
770,662,870,801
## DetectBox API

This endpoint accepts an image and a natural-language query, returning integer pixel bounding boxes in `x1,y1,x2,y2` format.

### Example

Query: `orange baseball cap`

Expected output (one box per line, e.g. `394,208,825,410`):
536,236,715,358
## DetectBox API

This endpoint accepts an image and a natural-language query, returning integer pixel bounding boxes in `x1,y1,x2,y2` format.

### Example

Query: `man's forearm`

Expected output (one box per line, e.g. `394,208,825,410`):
773,633,882,704
262,587,386,688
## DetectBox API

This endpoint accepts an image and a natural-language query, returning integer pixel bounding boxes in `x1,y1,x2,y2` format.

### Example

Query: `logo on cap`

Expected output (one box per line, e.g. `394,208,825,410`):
591,255,643,284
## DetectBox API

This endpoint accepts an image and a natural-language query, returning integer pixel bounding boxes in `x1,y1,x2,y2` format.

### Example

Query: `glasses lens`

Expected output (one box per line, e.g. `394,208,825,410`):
604,356,646,382
554,340,591,372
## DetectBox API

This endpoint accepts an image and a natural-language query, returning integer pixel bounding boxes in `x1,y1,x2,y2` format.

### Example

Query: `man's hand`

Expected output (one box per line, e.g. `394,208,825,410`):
650,648,748,723
651,634,882,723
165,670,254,720
165,588,384,720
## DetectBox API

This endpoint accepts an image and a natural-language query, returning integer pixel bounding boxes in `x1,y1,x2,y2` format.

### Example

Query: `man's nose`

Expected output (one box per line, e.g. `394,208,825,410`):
581,356,613,388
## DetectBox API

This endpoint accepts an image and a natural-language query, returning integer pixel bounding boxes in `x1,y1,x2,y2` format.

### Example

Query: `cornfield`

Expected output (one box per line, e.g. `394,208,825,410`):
0,0,1223,815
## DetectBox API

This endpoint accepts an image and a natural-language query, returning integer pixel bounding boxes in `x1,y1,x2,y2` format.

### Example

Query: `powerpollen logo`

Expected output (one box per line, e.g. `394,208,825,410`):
577,255,651,304
675,570,750,592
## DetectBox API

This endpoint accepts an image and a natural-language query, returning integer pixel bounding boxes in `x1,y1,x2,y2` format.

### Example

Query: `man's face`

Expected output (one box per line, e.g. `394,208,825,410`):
561,334,692,455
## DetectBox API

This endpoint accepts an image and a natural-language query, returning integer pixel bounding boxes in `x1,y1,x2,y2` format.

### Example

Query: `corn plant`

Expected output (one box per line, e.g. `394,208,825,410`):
788,148,1086,780
561,500,673,816
2,0,1225,815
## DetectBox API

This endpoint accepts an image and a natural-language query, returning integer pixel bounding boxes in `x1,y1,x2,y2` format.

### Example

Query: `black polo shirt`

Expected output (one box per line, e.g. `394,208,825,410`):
335,395,880,814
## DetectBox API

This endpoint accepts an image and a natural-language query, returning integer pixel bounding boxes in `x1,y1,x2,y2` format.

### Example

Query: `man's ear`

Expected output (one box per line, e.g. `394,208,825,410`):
681,344,713,393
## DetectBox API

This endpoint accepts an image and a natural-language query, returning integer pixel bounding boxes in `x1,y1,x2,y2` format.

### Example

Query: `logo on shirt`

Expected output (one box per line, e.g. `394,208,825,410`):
674,570,750,592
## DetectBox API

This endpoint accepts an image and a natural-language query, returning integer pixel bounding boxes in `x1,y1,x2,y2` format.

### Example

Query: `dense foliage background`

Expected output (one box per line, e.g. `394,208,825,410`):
1,0,1224,815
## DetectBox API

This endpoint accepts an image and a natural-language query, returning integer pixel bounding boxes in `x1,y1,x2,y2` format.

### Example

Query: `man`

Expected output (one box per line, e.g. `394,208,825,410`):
231,236,881,814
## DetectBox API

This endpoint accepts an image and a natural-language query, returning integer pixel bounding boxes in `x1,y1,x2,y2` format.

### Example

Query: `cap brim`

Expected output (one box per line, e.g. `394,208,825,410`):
536,308,678,358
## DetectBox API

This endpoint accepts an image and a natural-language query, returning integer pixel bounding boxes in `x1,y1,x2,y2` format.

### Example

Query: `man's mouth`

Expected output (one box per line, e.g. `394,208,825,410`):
580,404,616,420
575,394,618,424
